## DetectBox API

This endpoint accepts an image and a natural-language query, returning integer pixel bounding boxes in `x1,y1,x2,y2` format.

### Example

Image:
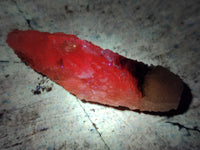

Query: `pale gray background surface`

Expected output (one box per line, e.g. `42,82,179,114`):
0,0,200,149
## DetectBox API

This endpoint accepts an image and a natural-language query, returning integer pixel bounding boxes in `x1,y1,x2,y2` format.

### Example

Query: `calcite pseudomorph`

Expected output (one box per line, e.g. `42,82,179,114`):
7,30,184,112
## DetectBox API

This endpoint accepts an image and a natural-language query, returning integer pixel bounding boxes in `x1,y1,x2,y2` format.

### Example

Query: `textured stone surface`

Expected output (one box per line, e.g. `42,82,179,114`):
0,0,200,150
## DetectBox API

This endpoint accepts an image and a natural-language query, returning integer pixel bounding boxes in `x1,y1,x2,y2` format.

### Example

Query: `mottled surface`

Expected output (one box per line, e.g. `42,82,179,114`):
0,0,200,150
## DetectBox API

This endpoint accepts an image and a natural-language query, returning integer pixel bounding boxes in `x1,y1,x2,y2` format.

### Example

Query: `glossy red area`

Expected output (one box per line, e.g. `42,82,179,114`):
7,30,142,108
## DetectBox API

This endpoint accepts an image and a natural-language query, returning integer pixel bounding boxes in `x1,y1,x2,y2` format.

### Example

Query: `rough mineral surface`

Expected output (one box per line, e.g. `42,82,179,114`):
7,29,183,112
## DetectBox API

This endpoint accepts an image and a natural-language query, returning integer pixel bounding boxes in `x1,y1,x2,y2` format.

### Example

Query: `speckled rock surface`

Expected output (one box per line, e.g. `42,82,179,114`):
0,0,200,149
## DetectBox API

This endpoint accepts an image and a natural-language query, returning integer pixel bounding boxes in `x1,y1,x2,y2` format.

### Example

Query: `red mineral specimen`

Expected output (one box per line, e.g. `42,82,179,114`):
7,29,184,112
